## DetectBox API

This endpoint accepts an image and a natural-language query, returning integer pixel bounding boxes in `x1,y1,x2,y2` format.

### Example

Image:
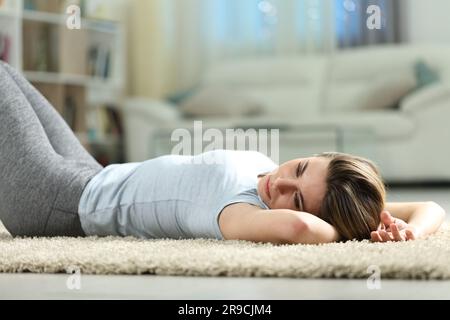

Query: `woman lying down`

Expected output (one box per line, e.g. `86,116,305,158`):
0,61,446,244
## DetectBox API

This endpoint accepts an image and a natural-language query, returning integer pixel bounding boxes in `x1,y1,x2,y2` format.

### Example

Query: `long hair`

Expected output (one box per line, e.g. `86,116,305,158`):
318,152,386,241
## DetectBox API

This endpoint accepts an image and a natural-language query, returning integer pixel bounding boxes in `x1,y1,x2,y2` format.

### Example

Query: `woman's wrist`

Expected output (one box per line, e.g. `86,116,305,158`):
407,224,425,239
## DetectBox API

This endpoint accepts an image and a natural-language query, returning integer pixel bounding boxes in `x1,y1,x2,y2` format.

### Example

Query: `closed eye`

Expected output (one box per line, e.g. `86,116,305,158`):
294,162,302,210
294,192,302,211
295,161,308,211
297,161,309,178
296,162,302,177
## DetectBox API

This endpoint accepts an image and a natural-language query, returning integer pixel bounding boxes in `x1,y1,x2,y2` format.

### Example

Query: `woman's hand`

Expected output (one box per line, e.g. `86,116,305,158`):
370,211,419,242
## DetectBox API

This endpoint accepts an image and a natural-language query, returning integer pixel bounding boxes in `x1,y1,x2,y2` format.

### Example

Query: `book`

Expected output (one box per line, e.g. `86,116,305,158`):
87,44,112,79
85,104,125,165
64,95,77,130
105,106,123,136
23,22,52,72
24,0,64,13
0,33,11,63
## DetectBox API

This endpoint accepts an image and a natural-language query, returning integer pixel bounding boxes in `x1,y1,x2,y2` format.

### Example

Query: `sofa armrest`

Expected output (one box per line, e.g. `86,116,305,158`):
123,98,181,162
124,97,181,123
400,83,450,114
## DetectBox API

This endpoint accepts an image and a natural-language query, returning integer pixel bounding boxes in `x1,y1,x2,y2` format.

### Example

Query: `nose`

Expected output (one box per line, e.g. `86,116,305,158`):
273,177,297,195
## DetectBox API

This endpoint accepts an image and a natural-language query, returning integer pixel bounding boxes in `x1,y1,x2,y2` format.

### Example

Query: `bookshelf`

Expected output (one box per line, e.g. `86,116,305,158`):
0,0,126,165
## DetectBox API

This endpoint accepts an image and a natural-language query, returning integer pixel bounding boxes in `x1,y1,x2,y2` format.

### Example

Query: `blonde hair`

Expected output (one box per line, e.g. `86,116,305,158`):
318,152,386,241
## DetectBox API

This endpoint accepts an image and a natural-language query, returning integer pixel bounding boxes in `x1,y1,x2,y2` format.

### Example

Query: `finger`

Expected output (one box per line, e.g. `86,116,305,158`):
390,224,404,241
378,230,388,242
394,218,409,230
379,230,393,242
371,231,383,242
405,229,416,241
381,211,394,228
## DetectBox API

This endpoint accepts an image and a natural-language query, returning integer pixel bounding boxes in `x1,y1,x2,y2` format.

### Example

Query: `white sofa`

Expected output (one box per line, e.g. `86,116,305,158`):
124,44,450,183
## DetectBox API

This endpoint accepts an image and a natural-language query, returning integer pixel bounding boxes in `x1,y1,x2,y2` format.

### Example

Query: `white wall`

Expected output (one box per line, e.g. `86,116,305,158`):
400,0,450,44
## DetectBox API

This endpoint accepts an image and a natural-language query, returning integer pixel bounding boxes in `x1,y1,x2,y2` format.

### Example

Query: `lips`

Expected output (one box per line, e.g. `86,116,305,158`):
266,176,271,200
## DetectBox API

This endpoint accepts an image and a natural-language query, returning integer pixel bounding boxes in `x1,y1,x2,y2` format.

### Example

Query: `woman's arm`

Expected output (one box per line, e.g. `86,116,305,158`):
371,202,446,242
219,203,340,245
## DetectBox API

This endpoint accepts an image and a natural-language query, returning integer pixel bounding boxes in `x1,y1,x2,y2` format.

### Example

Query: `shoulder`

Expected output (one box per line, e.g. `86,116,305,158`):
219,203,262,222
229,150,276,162
215,150,278,172
218,203,263,240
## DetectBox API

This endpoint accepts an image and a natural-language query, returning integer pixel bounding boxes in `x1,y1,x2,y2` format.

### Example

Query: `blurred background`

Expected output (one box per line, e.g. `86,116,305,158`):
1,0,450,183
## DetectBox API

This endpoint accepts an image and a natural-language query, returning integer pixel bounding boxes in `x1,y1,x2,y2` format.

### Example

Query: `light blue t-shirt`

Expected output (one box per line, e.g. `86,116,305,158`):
78,150,278,239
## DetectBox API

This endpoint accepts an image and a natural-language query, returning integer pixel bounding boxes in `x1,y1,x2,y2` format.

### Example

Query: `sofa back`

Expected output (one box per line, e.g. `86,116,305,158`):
203,45,450,118
203,56,327,119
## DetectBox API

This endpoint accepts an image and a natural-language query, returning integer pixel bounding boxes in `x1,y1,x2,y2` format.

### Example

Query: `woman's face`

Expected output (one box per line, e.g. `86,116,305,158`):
257,157,330,215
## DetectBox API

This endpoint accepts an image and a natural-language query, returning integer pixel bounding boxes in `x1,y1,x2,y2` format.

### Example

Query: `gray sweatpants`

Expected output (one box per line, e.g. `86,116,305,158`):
0,61,103,237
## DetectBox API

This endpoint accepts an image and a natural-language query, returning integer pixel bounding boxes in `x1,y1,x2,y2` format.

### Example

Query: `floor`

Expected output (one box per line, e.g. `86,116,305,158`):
1,187,450,300
2,274,450,300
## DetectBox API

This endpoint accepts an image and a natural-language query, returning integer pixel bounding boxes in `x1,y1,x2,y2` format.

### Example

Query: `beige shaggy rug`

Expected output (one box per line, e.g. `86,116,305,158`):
0,222,449,279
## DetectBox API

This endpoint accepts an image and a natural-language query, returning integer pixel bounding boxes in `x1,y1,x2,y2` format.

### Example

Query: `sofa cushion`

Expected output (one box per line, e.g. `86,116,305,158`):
203,56,327,118
179,86,264,117
415,60,440,89
243,84,321,118
400,82,450,114
327,72,417,113
358,73,417,110
204,56,325,86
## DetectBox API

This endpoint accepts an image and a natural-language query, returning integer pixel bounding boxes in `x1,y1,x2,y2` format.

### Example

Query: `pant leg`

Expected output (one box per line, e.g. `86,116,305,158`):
1,61,102,169
0,64,99,237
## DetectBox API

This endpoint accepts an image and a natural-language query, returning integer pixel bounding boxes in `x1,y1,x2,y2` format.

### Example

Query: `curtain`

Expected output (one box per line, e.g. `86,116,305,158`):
127,0,399,98
127,0,175,98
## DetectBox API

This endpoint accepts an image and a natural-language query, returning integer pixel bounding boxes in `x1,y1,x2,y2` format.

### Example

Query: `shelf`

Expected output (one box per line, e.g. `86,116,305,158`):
0,9,18,18
22,10,63,24
76,132,120,146
85,19,120,35
24,71,114,87
5,0,126,165
22,10,119,34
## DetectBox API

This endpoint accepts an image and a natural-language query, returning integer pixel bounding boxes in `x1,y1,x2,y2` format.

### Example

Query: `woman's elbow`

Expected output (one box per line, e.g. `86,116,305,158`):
281,219,310,244
426,201,446,221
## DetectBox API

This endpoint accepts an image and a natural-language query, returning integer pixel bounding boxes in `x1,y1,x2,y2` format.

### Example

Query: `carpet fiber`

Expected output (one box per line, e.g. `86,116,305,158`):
1,223,449,279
